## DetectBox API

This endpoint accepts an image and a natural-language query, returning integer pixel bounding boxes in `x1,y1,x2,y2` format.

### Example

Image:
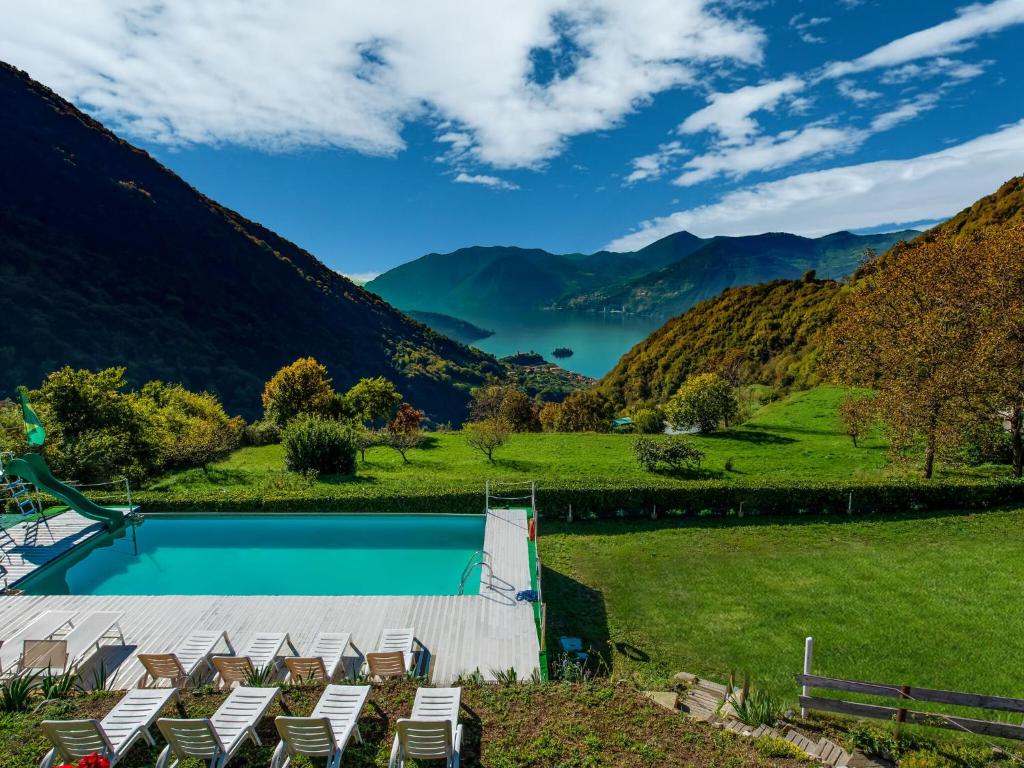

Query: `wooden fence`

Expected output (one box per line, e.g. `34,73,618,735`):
797,674,1024,741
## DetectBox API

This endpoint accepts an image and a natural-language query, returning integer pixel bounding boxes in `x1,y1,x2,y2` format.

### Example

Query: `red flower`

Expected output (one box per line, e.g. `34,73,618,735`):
77,754,110,768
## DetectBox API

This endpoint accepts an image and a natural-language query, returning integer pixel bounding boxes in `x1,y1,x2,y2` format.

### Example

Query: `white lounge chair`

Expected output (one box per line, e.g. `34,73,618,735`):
39,687,179,767
284,632,353,683
19,611,124,676
156,686,280,768
389,687,462,768
0,610,76,675
212,632,296,688
138,630,233,688
271,684,371,768
364,628,422,679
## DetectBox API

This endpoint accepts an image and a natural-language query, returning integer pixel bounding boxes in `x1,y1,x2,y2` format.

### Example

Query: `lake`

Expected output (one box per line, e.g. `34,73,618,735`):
461,309,663,379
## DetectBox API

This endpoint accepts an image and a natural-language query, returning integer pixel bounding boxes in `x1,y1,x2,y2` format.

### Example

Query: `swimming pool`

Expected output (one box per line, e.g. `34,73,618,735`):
18,514,485,596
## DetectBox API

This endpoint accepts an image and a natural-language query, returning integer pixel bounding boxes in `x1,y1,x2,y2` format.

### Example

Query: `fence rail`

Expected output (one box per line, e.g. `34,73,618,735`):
797,673,1024,741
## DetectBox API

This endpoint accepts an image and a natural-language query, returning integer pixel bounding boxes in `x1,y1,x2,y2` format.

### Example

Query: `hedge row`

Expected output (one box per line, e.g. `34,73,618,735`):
127,477,1024,519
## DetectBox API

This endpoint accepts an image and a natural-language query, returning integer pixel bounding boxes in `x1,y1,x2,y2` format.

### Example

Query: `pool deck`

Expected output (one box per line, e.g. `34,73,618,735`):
0,508,540,685
1,511,104,586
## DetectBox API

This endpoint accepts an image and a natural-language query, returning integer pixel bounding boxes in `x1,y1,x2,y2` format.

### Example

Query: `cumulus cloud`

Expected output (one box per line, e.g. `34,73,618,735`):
678,77,806,144
453,172,520,190
0,0,764,169
823,0,1024,79
836,79,881,103
879,56,991,85
606,120,1024,250
625,141,689,184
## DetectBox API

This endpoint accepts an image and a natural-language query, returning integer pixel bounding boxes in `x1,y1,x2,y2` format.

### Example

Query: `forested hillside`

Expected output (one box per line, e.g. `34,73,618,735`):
0,62,501,422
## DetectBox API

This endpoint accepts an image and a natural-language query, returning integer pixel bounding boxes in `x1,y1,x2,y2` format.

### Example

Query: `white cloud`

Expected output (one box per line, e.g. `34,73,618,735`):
789,13,830,44
823,0,1024,78
674,125,862,186
678,77,805,144
879,56,991,85
606,120,1024,250
453,172,520,190
0,0,764,169
625,140,688,184
868,92,940,132
837,79,880,103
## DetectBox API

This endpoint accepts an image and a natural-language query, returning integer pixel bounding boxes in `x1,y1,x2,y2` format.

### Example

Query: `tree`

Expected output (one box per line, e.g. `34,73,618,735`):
824,235,993,478
555,390,615,432
354,425,380,462
141,381,242,469
282,413,356,475
382,402,424,463
344,377,402,426
664,373,738,433
538,401,562,432
262,357,334,425
465,418,511,463
630,408,664,434
837,392,875,447
469,385,540,432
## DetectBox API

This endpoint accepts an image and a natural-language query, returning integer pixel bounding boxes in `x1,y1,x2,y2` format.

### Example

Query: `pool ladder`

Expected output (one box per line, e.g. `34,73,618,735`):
458,550,493,595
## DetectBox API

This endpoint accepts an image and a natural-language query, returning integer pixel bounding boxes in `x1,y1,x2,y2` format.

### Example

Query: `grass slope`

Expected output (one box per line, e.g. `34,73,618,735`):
144,387,1005,511
0,681,795,768
542,506,1024,703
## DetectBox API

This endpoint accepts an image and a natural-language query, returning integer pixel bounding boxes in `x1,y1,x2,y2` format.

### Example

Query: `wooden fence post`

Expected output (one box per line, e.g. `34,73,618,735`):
801,636,814,717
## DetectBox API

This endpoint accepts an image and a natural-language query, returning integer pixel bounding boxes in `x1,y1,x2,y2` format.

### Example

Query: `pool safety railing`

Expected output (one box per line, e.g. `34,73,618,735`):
485,479,536,513
458,549,494,595
0,451,52,547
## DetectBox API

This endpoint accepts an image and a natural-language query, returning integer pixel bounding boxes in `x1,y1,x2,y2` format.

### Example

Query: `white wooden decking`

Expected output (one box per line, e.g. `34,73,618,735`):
0,508,539,685
1,511,103,586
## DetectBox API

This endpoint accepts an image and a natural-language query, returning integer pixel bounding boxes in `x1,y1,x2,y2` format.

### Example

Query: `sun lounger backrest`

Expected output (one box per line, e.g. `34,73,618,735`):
396,718,453,760
157,718,224,760
63,611,123,663
212,655,255,686
285,656,328,682
243,633,287,667
366,651,407,678
40,719,114,762
275,716,336,758
310,632,349,660
138,653,188,685
20,638,68,671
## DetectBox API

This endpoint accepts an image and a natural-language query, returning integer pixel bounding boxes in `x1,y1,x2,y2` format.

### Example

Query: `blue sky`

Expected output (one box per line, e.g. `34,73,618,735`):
4,0,1023,278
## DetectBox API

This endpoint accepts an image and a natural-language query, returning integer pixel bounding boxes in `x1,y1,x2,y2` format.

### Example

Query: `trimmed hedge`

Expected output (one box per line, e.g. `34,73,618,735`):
126,477,1024,518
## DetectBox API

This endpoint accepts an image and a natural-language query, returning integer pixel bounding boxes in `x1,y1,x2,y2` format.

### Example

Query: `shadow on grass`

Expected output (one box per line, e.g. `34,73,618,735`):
706,428,796,445
648,466,725,480
541,564,613,674
490,457,545,473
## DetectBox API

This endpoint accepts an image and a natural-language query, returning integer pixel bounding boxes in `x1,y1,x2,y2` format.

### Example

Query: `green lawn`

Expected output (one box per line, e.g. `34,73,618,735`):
541,507,1024,705
146,387,996,506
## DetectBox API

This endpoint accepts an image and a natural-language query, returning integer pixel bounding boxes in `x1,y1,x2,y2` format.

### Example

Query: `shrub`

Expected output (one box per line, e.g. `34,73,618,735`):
900,751,953,768
633,436,704,473
630,408,664,434
755,735,805,759
281,414,356,475
728,689,782,727
465,418,512,463
141,381,242,469
262,357,335,425
242,419,281,446
664,373,738,433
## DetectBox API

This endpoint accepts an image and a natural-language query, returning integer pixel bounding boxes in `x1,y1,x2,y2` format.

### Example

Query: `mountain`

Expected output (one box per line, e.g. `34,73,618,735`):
0,62,502,422
365,232,707,316
404,311,493,345
562,230,916,317
602,176,1024,409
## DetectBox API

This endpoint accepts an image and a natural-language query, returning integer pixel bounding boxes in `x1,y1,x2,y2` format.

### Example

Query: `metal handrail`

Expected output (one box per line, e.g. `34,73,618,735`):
458,550,493,595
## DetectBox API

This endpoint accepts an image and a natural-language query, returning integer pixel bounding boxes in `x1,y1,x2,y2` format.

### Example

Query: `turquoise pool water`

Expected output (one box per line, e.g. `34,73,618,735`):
19,514,485,596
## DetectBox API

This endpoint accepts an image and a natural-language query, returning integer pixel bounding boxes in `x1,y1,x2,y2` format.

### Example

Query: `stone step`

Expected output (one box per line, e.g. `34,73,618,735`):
641,690,679,712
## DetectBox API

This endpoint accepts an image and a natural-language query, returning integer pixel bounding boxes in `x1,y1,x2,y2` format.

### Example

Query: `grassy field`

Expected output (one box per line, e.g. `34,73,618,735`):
541,506,1024,705
146,387,997,506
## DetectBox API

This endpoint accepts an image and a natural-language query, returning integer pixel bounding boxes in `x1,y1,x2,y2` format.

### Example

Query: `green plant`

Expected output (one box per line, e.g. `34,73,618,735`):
899,750,953,768
633,436,704,473
492,667,519,685
846,723,907,761
242,664,278,687
630,408,664,435
89,662,110,692
262,357,335,426
282,414,356,475
664,373,739,433
465,418,512,463
0,671,39,712
755,735,806,759
725,689,781,727
242,419,281,446
40,668,79,701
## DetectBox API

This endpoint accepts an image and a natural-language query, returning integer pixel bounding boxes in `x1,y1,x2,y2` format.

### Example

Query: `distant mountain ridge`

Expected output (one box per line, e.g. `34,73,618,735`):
367,228,914,319
600,176,1024,409
0,62,501,422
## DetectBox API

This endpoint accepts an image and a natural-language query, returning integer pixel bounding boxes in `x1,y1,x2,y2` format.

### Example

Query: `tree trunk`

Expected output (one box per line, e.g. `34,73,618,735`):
923,433,936,479
1010,398,1024,479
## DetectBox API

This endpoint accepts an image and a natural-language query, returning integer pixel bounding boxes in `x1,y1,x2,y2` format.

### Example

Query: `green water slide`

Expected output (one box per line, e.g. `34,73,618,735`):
5,453,127,531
